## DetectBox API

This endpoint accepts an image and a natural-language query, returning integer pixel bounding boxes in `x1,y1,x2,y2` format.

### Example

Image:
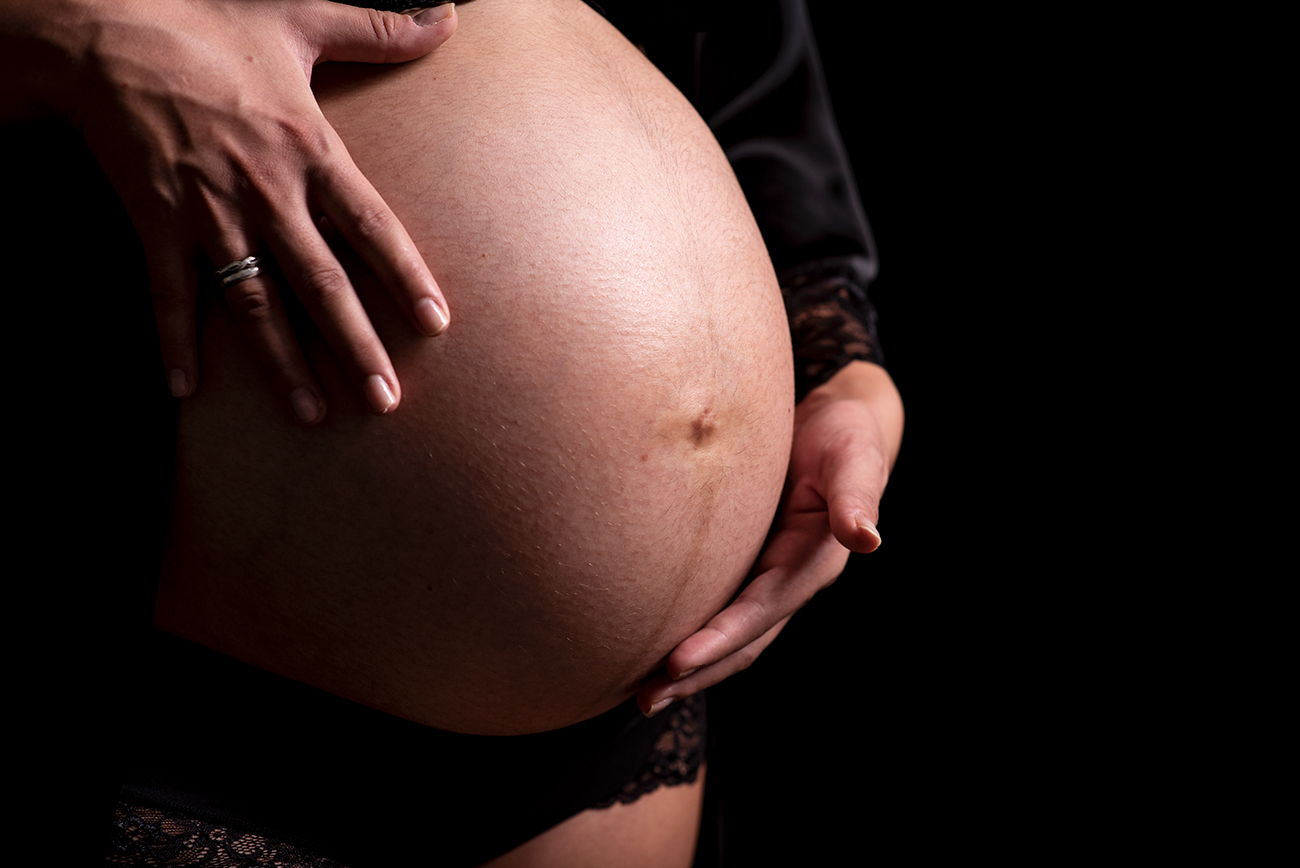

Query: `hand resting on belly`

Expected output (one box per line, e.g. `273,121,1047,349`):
155,0,794,735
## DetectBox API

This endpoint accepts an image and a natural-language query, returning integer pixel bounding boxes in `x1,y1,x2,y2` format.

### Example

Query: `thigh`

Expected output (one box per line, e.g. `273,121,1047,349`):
485,771,706,868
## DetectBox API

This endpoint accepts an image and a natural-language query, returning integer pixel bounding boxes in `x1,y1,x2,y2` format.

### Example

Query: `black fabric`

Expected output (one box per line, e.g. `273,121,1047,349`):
109,802,349,868
112,631,704,868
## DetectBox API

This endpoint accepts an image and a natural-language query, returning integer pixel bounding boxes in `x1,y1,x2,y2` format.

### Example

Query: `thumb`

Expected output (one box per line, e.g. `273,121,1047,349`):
305,2,457,65
821,432,887,554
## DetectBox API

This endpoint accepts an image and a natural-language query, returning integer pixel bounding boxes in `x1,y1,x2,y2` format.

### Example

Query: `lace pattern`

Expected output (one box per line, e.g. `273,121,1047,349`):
106,804,346,868
106,694,706,865
593,692,706,808
782,268,884,402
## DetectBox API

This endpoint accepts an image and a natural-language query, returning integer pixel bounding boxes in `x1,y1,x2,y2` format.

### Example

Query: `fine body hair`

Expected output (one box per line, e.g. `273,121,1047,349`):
156,0,794,735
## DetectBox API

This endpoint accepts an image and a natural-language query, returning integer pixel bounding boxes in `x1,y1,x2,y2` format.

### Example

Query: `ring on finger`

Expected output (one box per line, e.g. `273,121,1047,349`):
215,256,263,288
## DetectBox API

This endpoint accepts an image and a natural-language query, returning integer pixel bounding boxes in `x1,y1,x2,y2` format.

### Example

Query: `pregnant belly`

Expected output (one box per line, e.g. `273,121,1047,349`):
154,0,793,735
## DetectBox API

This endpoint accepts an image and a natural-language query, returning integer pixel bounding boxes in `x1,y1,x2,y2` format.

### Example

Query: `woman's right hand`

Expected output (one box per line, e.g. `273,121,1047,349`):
1,0,458,422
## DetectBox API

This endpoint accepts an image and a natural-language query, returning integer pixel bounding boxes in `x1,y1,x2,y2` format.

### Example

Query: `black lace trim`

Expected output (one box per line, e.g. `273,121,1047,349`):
592,692,706,808
106,694,706,864
106,803,347,868
782,264,884,402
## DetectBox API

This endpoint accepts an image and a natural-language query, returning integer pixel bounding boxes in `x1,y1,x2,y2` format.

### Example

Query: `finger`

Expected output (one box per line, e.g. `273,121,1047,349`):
665,531,849,678
636,617,791,716
315,162,449,338
664,584,788,678
209,242,328,425
819,428,888,554
264,215,401,415
304,2,457,65
146,242,199,398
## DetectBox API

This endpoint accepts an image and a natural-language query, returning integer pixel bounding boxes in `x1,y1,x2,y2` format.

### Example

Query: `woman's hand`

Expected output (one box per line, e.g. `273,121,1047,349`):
3,0,457,422
637,361,904,715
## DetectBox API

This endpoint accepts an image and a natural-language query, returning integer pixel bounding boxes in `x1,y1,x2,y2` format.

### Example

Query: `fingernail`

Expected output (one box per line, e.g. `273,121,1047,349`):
365,375,398,414
291,388,324,424
168,369,188,398
415,298,449,335
404,3,454,26
856,514,882,549
645,697,675,718
674,667,699,681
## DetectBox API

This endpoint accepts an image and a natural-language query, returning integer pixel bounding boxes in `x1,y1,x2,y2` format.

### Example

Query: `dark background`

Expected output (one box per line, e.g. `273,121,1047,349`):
706,4,1057,864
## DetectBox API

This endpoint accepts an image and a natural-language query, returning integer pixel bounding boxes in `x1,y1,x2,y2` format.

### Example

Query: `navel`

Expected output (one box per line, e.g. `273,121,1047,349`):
689,408,717,448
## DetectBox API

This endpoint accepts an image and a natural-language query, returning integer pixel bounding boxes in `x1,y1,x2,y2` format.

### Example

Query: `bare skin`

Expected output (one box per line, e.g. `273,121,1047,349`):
638,358,903,713
143,2,905,863
5,1,901,864
157,0,793,737
155,5,786,860
485,768,706,868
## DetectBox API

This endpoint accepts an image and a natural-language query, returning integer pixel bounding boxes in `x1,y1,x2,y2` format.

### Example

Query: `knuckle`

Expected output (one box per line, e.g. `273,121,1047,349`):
239,167,281,208
740,585,780,618
225,279,275,321
390,251,430,287
225,121,334,193
734,644,762,672
280,118,336,165
192,180,237,227
744,597,776,629
348,203,398,244
298,263,353,304
366,8,404,45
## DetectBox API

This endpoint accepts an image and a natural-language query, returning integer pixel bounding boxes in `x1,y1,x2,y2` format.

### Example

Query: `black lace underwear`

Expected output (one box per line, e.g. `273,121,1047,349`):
108,805,346,868
108,690,705,868
593,691,705,808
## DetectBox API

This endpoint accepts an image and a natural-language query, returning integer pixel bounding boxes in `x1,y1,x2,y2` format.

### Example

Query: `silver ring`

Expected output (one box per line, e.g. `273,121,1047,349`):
215,256,262,289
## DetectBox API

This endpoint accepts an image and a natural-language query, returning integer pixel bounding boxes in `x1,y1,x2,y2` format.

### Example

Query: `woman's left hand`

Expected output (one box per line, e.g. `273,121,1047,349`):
637,361,903,716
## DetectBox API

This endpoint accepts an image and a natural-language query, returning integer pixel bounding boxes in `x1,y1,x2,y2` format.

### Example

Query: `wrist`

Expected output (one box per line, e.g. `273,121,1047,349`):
0,0,105,121
795,361,904,471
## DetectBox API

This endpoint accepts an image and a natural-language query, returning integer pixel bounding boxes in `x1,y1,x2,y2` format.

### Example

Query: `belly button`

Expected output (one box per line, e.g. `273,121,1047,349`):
689,409,717,447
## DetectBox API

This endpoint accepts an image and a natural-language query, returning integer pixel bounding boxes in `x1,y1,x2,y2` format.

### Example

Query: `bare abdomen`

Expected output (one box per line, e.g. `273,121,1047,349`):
155,0,793,734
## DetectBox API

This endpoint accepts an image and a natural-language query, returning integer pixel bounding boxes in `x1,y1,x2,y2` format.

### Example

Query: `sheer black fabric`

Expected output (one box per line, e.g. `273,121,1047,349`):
780,259,884,401
107,688,706,868
593,693,707,808
109,631,705,868
109,804,348,868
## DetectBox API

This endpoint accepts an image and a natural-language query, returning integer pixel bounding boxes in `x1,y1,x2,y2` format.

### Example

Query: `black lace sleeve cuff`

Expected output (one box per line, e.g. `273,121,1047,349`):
780,256,884,403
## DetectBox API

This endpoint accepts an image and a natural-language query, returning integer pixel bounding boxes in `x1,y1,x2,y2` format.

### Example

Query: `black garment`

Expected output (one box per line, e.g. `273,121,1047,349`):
109,631,705,868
